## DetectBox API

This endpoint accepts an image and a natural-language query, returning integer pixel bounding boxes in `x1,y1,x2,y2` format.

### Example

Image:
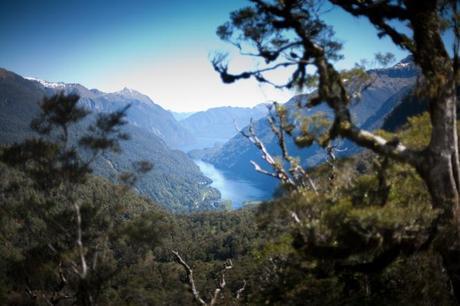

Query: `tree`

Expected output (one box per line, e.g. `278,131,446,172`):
172,250,244,306
213,0,460,301
0,93,158,305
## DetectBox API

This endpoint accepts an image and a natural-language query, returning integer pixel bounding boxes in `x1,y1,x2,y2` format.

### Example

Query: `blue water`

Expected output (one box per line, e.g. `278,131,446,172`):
194,160,270,209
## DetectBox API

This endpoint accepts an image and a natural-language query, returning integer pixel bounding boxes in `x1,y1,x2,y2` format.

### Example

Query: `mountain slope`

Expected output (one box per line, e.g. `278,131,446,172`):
25,78,196,149
0,68,220,212
0,69,43,143
203,57,420,192
170,110,195,121
179,104,269,149
90,124,220,212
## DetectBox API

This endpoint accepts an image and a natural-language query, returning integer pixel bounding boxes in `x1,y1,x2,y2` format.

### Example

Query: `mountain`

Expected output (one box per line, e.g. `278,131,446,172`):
202,56,420,192
89,124,221,213
179,104,269,150
0,68,221,212
170,110,196,121
25,78,196,150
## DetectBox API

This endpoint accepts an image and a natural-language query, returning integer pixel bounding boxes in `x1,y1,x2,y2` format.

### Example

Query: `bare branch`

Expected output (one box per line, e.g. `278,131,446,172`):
210,260,233,306
74,202,88,279
290,211,301,224
172,251,238,306
267,104,319,192
326,144,339,185
250,160,279,178
236,280,247,300
239,119,295,186
236,108,320,193
172,250,207,305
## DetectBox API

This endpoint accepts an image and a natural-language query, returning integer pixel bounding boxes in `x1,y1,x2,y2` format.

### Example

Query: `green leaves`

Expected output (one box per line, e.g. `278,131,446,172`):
213,0,343,89
31,93,89,138
294,111,331,148
375,52,396,67
79,104,130,154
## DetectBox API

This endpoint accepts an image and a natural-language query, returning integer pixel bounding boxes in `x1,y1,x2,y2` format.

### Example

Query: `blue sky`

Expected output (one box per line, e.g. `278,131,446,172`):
0,0,409,111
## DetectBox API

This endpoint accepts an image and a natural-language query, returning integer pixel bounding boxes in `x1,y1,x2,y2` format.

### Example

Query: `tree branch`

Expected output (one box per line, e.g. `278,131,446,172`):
236,119,295,186
74,201,88,279
330,0,415,52
209,260,233,306
218,0,421,169
236,280,247,300
172,251,235,306
172,250,207,305
267,104,319,192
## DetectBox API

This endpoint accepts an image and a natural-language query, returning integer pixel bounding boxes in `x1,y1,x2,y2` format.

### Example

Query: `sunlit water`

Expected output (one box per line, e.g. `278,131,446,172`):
194,160,270,209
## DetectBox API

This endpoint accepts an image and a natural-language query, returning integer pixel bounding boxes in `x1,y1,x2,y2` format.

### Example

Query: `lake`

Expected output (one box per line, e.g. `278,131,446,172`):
194,160,271,209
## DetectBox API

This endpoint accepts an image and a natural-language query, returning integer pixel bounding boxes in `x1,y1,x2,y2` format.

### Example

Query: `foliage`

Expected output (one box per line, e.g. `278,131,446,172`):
1,0,459,300
0,69,222,213
0,93,162,305
245,113,455,305
1,103,459,305
211,0,460,302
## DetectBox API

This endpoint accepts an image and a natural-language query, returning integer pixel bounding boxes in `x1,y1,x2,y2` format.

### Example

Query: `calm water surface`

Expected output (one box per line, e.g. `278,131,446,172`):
194,160,270,209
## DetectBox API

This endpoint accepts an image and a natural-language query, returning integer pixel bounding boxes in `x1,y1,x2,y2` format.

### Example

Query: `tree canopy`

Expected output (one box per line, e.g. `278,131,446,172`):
213,0,460,302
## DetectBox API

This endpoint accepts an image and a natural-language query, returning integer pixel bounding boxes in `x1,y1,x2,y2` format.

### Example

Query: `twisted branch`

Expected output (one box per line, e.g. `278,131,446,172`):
172,251,237,306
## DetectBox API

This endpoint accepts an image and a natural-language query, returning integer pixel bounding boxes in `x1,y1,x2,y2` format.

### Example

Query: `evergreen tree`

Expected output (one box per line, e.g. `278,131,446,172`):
213,0,460,302
0,93,165,305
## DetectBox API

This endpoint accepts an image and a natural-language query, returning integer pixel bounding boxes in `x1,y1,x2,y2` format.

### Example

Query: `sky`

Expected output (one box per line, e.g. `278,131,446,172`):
0,0,409,112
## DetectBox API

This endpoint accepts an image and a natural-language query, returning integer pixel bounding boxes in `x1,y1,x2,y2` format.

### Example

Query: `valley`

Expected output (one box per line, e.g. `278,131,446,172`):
0,56,426,212
2,1,459,304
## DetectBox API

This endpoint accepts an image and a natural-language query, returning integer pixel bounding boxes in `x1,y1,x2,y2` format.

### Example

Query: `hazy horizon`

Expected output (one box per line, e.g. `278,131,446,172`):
0,0,408,112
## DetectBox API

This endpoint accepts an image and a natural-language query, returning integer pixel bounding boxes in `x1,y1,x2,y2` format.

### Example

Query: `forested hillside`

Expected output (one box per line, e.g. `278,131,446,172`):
0,69,221,212
1,0,460,304
1,109,455,305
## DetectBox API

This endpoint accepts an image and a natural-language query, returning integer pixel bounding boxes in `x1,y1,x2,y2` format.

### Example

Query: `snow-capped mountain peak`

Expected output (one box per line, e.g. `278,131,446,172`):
113,87,155,105
372,55,419,79
116,87,144,97
392,55,415,69
119,87,137,94
24,77,101,98
24,77,67,89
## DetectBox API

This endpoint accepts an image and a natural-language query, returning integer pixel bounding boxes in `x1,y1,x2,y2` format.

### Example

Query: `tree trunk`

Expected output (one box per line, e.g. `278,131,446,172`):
404,1,460,299
418,79,460,301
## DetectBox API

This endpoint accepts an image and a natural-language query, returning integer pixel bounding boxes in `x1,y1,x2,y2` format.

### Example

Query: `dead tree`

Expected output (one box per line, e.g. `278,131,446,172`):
235,104,319,194
172,250,246,305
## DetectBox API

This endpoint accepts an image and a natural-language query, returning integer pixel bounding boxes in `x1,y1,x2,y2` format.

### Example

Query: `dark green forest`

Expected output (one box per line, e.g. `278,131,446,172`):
0,94,456,304
2,0,460,305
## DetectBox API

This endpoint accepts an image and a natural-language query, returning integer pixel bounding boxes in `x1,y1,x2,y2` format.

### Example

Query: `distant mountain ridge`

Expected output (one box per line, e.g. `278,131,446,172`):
202,56,420,192
0,68,221,212
24,77,196,149
170,111,196,121
0,56,422,209
179,104,270,150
